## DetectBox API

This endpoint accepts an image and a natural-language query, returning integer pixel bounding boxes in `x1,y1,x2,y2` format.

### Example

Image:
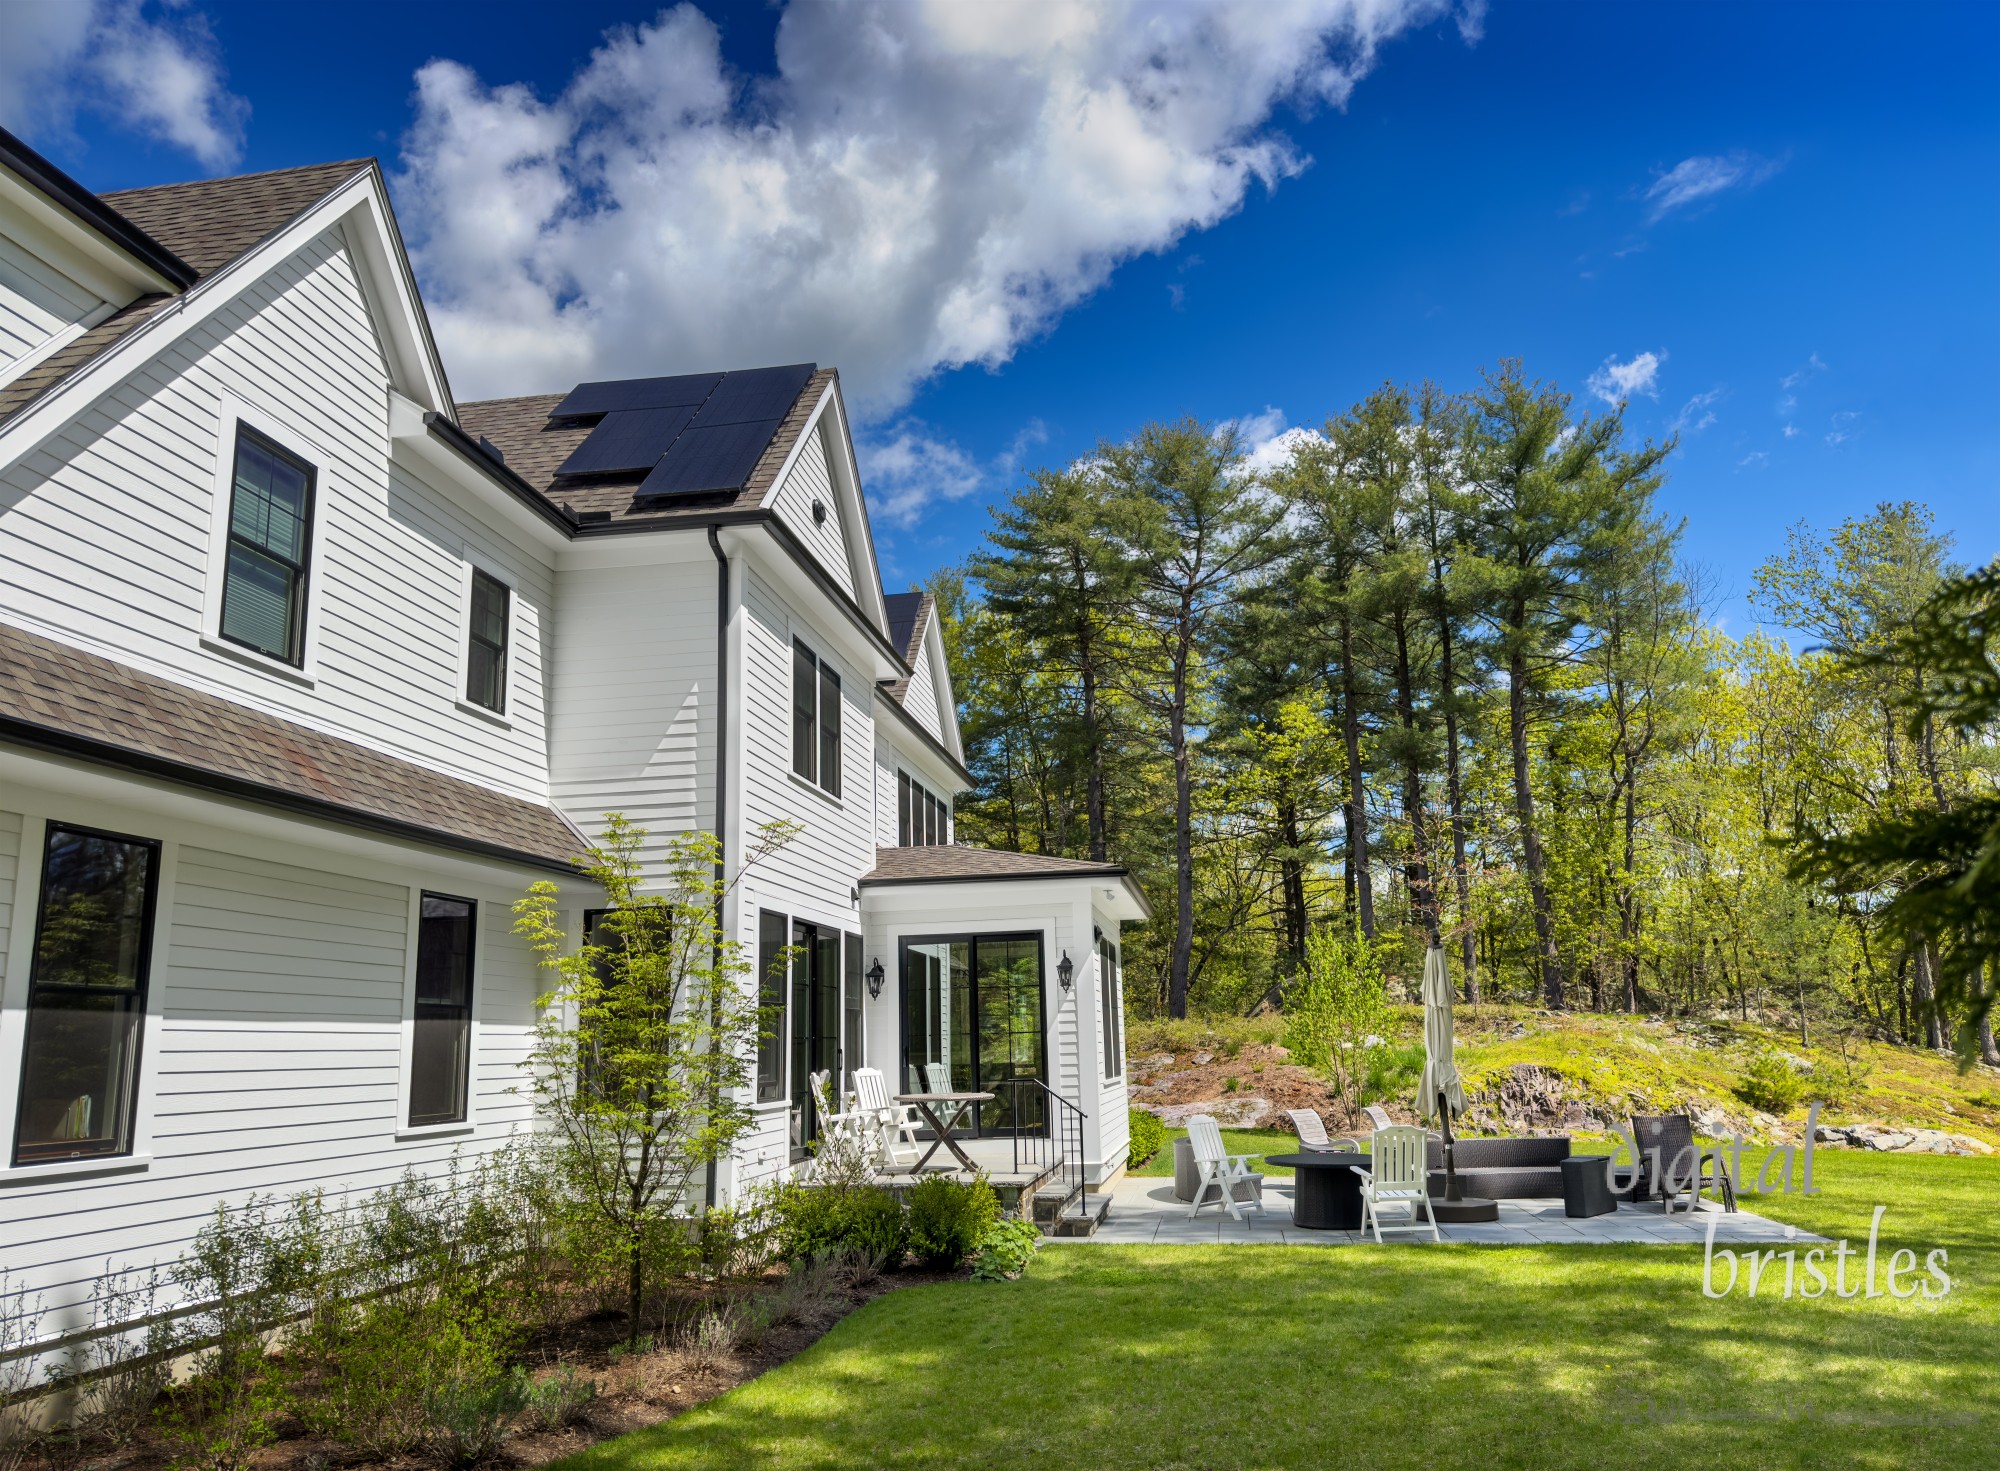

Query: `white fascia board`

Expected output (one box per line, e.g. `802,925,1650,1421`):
0,165,432,477
861,869,1151,923
387,390,569,556
740,525,903,682
334,168,453,415
806,379,892,634
0,170,178,302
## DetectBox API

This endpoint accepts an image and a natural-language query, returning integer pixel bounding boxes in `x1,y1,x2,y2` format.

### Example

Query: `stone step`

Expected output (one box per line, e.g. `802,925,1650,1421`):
1043,1191,1112,1238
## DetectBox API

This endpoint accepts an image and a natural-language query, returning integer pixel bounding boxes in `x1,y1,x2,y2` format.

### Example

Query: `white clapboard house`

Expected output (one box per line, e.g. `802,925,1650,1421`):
0,130,1146,1337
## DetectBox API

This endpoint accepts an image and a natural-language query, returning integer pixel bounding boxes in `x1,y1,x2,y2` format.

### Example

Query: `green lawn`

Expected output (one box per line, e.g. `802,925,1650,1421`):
558,1150,1997,1470
1127,1126,1300,1177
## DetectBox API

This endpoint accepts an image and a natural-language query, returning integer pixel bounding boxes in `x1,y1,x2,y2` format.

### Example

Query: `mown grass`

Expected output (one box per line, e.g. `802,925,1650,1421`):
554,1151,1996,1471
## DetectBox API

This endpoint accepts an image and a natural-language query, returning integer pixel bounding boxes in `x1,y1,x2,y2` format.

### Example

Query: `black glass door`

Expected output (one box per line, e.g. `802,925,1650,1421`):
788,921,850,1160
899,933,1046,1135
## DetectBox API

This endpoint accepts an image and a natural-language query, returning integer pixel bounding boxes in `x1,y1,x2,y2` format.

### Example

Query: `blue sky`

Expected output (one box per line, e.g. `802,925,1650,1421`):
5,0,1995,630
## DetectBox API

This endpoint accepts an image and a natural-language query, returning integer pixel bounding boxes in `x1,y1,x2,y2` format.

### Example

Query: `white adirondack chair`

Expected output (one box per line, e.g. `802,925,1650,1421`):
1185,1114,1265,1221
923,1061,953,1096
804,1070,873,1181
851,1067,921,1168
1287,1108,1360,1153
1349,1124,1440,1243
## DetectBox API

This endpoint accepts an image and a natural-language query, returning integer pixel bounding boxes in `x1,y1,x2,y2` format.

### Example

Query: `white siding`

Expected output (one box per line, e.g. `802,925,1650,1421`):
0,822,541,1323
547,552,715,868
0,230,102,369
0,228,554,801
902,629,944,741
872,738,900,848
765,422,853,600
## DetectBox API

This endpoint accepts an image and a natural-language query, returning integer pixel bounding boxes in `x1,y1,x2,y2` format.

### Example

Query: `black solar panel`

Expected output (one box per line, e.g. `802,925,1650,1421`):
688,363,815,428
551,373,722,418
638,419,783,496
555,406,697,476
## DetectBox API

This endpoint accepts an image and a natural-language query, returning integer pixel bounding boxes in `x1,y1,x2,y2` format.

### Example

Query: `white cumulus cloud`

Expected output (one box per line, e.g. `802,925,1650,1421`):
396,0,1466,411
1643,150,1784,223
0,1,246,169
1587,350,1665,405
1222,406,1326,476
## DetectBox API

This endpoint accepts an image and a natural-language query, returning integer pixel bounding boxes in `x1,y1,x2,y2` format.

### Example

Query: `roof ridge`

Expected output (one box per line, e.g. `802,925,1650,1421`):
101,157,375,200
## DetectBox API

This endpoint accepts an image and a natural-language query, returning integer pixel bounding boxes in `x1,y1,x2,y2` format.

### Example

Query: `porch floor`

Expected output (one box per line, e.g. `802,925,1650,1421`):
870,1135,1066,1195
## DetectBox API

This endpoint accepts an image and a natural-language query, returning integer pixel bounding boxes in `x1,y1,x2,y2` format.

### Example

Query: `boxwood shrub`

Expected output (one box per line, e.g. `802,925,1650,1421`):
1127,1107,1167,1169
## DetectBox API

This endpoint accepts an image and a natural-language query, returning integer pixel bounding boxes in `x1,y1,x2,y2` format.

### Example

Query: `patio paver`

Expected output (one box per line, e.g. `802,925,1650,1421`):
1048,1178,1827,1247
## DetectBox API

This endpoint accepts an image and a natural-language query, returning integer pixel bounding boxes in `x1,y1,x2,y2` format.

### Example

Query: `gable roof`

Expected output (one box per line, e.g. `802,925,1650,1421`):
881,591,932,707
0,124,195,287
458,366,836,531
0,619,586,872
0,154,372,430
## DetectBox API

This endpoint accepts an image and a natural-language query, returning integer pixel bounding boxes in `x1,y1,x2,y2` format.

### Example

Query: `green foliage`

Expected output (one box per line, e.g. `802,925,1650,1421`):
1125,1108,1167,1169
1362,1041,1426,1107
771,1184,908,1265
1735,1052,1809,1114
905,1176,1000,1269
1281,926,1390,1113
418,1365,530,1469
513,813,797,1345
521,1364,597,1432
970,1219,1044,1282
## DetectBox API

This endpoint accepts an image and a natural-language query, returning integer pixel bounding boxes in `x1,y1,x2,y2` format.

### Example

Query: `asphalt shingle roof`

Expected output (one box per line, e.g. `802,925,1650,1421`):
861,846,1129,884
0,620,587,871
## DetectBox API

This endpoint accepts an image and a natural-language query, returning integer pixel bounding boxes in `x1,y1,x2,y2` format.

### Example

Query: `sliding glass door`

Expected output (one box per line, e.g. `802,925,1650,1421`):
899,933,1047,1135
786,920,861,1161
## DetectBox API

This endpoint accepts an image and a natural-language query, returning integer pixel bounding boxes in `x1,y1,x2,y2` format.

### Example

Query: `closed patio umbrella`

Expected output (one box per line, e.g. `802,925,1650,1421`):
1417,945,1465,1123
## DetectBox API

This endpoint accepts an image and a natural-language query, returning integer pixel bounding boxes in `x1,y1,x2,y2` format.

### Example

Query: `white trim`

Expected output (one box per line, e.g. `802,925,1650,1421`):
198,394,336,684
0,169,175,301
0,300,117,394
393,886,483,1136
451,545,517,727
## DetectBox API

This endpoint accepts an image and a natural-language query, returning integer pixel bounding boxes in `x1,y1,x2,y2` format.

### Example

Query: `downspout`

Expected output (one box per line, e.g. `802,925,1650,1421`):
705,525,730,1209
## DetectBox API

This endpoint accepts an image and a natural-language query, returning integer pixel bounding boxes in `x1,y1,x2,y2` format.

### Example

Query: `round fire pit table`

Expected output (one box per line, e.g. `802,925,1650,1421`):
1262,1152,1369,1230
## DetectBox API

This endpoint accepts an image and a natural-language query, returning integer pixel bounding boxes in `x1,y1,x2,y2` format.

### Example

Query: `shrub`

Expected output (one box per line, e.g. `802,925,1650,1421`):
1362,1042,1426,1107
772,1182,848,1262
1736,1052,1808,1114
841,1187,910,1264
418,1365,528,1469
1127,1108,1167,1169
1282,926,1390,1114
772,1184,908,1265
906,1176,998,1269
521,1365,596,1432
970,1219,1043,1282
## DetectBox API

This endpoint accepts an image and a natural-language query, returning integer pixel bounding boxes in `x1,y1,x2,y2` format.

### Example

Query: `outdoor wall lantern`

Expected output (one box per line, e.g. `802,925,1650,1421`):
866,957,886,1000
1057,951,1074,994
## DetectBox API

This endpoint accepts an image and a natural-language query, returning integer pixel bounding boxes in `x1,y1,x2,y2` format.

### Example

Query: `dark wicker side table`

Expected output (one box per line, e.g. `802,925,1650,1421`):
1560,1155,1621,1219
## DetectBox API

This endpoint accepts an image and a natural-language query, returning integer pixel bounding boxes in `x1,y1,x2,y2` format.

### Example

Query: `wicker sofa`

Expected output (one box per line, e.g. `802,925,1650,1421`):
1424,1135,1571,1199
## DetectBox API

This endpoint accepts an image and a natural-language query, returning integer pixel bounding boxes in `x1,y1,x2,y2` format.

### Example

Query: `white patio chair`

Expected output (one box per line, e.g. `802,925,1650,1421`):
1362,1103,1396,1133
1288,1108,1361,1153
923,1061,953,1096
851,1067,921,1168
1185,1114,1265,1222
804,1070,874,1181
1349,1124,1440,1243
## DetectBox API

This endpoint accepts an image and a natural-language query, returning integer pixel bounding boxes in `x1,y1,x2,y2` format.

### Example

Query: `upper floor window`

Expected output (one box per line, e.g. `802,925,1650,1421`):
465,569,510,714
13,824,160,1166
792,639,841,796
898,771,949,846
219,427,315,666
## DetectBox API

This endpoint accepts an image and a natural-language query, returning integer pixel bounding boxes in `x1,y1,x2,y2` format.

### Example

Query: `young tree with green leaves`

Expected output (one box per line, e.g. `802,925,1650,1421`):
512,814,794,1345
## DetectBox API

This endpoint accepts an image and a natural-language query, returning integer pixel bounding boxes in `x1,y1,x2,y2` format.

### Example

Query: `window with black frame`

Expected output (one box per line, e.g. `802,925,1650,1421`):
791,639,841,796
464,568,510,713
1099,935,1123,1078
897,771,950,846
219,426,315,665
409,894,475,1126
13,824,160,1166
756,910,787,1102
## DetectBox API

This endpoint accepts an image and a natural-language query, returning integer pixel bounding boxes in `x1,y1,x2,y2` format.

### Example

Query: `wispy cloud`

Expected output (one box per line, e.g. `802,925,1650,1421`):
859,418,1050,529
1780,352,1827,392
0,0,247,169
1782,423,1799,439
1824,410,1860,447
1670,386,1724,434
1737,451,1768,469
1587,350,1665,405
1643,150,1784,223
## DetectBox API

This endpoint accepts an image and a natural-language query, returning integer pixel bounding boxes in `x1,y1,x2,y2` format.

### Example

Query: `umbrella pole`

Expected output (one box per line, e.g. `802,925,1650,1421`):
1439,1089,1464,1203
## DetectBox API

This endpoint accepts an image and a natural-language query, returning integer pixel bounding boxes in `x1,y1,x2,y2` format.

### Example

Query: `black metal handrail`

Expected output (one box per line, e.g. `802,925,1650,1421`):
992,1076,1087,1222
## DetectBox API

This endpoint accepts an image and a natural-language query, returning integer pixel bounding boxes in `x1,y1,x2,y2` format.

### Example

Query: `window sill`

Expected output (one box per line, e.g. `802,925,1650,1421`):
0,1152,153,1186
454,697,513,731
785,769,843,808
396,1121,475,1142
199,635,316,688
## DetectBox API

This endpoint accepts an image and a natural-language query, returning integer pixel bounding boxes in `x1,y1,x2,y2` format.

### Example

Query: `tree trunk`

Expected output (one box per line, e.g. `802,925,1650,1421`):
1436,615,1477,1000
1912,943,1944,1050
1619,783,1641,1012
1168,610,1196,1019
1506,638,1563,1007
1980,963,2000,1066
1278,799,1307,988
1392,612,1438,942
1338,609,1374,938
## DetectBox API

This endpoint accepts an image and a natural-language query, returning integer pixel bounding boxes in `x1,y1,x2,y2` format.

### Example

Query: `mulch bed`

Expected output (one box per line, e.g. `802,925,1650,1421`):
31,1263,968,1471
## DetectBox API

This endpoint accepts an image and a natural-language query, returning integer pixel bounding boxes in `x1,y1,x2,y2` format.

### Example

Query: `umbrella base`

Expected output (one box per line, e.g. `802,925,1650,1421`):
1430,1196,1499,1224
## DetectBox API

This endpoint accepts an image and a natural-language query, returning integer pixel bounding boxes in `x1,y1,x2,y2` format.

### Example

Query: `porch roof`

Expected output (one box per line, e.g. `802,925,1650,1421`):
859,845,1151,919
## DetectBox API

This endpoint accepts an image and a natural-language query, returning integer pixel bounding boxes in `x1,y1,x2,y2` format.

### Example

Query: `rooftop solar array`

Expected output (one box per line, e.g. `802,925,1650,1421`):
546,362,817,499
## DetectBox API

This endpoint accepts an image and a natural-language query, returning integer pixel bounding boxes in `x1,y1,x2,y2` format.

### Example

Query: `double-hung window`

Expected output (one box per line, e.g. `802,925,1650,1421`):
409,894,475,1126
464,569,510,714
897,771,949,846
13,824,160,1166
791,639,841,796
1099,936,1124,1079
219,427,315,665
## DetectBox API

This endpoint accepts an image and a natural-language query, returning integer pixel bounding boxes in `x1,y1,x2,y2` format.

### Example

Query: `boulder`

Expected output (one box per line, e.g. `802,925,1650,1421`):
1154,1097,1271,1128
1136,1052,1176,1072
1190,1051,1214,1066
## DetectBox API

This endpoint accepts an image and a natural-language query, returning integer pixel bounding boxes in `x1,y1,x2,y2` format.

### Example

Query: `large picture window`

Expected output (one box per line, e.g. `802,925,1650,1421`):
409,894,475,1126
791,639,841,796
219,426,315,665
464,568,510,713
897,771,949,846
13,824,159,1166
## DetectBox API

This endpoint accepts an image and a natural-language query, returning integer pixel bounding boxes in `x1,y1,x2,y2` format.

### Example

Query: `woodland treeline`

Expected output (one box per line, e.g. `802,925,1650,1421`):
927,362,2000,1062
